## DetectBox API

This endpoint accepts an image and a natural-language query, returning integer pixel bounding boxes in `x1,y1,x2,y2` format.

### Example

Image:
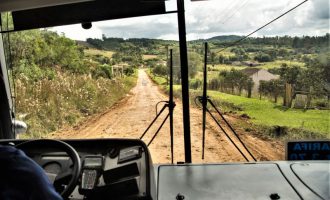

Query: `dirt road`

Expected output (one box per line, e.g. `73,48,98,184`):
51,69,284,163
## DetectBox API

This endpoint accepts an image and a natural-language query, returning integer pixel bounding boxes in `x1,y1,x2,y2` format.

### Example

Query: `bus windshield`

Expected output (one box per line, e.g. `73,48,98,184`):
1,0,329,164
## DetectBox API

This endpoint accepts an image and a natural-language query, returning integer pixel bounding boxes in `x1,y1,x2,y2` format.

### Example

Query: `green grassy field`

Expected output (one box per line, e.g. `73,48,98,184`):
206,90,329,137
259,60,305,69
209,64,246,71
143,54,158,60
84,49,115,58
145,69,167,85
148,69,329,138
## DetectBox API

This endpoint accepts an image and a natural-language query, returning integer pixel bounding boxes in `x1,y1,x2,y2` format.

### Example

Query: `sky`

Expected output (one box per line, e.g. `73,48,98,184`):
52,0,329,41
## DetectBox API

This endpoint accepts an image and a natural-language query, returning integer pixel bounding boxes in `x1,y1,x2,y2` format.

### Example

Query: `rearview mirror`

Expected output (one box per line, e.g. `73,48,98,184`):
13,120,27,135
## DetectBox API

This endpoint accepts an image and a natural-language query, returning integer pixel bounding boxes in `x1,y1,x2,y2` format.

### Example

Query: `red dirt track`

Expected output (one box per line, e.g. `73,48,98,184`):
51,69,284,163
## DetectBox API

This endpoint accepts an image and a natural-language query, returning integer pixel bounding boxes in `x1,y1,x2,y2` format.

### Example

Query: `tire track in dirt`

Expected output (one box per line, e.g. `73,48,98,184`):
51,69,284,163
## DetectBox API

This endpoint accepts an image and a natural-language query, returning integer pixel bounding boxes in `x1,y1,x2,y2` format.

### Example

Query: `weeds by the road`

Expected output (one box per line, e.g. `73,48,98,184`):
16,72,137,138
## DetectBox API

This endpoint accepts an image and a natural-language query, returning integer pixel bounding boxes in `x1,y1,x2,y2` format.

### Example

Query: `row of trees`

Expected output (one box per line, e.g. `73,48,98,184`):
214,34,330,49
204,52,329,107
87,35,175,55
207,69,254,98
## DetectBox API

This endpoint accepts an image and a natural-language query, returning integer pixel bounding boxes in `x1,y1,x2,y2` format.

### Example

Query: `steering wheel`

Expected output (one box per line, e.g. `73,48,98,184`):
16,139,81,199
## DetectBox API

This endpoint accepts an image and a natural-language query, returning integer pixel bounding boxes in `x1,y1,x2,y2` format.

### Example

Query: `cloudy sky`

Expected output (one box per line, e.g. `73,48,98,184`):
52,0,329,41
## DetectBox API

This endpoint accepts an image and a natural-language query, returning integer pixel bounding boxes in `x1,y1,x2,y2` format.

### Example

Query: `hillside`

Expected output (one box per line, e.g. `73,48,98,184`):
7,29,138,138
207,35,243,42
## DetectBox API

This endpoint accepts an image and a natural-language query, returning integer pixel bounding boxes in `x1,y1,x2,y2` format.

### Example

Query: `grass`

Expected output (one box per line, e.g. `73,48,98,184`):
259,60,305,69
145,69,167,85
209,64,246,71
214,49,235,57
16,71,137,138
164,83,328,138
206,90,329,137
147,70,329,138
84,48,115,58
143,54,158,60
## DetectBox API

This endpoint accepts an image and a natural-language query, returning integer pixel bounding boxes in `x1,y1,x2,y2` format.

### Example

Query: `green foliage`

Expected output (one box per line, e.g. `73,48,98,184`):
259,79,284,102
254,52,273,62
92,64,113,79
208,78,222,91
218,69,251,95
124,67,135,76
152,65,168,76
146,69,167,85
17,74,137,138
8,30,87,76
4,29,139,138
230,47,248,61
87,36,175,55
278,64,301,84
170,50,202,82
160,82,329,138
112,43,143,66
190,79,202,90
207,91,329,137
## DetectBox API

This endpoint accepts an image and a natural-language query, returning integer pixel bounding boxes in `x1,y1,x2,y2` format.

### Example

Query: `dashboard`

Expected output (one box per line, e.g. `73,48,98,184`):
0,139,329,200
0,139,156,200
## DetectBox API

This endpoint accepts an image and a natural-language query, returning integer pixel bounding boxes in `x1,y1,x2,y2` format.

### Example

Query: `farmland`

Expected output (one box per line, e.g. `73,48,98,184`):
5,30,329,141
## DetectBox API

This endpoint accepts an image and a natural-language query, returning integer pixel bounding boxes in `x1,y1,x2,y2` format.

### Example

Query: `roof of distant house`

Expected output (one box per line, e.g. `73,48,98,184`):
241,68,262,76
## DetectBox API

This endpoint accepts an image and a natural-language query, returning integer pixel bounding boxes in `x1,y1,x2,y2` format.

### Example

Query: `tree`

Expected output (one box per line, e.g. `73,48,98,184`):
254,52,272,62
152,65,167,76
279,65,301,84
8,29,88,77
172,50,202,82
259,79,283,102
219,69,249,95
188,51,202,78
245,78,254,98
218,54,225,64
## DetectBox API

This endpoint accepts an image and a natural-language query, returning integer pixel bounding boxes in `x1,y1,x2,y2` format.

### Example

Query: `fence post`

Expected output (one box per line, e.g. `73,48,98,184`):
284,83,293,107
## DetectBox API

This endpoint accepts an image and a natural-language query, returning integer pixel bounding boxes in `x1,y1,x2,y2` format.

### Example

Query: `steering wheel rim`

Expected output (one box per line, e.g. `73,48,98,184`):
16,139,81,199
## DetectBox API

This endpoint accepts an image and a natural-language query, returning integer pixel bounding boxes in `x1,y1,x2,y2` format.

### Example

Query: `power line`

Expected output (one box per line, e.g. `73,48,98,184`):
217,0,309,53
217,0,241,23
220,0,249,24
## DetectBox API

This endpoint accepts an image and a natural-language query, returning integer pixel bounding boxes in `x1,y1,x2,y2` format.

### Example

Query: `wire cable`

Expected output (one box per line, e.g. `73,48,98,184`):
217,0,241,23
220,0,249,24
217,0,309,53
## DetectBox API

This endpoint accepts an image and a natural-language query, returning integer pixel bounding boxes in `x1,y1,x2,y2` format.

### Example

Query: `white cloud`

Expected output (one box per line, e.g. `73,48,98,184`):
52,24,103,40
52,0,329,41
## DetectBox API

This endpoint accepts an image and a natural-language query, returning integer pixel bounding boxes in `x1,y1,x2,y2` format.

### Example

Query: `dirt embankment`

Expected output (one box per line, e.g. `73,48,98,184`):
51,69,284,163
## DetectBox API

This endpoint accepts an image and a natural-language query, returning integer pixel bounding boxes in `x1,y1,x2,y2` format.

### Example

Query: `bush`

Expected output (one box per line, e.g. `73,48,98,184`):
314,100,329,109
92,64,112,79
254,52,272,62
124,67,135,76
152,65,168,76
16,63,55,81
190,79,202,89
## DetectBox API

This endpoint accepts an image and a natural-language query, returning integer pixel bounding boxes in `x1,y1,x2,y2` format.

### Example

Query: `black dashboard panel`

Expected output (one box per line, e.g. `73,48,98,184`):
157,163,301,200
156,161,330,200
0,139,156,200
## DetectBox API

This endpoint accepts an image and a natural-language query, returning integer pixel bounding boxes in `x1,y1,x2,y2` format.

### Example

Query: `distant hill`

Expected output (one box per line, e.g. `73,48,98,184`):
76,40,96,48
206,35,243,42
85,34,329,54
